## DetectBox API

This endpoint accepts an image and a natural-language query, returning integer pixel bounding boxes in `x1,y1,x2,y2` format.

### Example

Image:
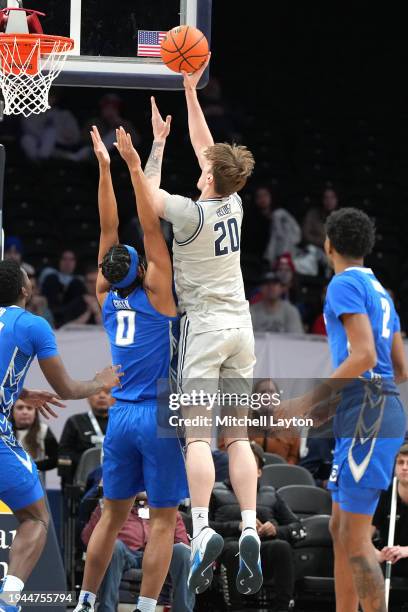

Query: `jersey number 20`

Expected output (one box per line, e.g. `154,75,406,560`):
116,311,136,346
214,218,240,256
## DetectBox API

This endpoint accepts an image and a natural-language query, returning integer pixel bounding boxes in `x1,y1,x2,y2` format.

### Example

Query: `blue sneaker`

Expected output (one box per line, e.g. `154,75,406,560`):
236,527,263,595
0,598,21,612
188,527,224,594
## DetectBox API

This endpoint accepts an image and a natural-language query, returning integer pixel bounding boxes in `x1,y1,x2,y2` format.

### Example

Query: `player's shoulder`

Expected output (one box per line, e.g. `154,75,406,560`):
329,269,367,292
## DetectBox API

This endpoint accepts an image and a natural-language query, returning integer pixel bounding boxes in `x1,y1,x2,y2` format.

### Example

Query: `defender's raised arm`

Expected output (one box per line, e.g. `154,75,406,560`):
90,125,120,307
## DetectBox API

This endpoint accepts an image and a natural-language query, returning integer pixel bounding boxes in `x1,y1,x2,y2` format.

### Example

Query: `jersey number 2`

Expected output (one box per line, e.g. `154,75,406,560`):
116,311,136,346
380,297,391,339
214,218,240,256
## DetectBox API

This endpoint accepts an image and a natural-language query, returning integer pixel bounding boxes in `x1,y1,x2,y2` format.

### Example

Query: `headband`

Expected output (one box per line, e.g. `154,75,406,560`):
113,245,140,289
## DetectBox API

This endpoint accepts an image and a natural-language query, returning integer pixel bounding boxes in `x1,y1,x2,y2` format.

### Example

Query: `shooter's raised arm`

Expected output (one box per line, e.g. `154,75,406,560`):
90,125,120,306
182,53,214,169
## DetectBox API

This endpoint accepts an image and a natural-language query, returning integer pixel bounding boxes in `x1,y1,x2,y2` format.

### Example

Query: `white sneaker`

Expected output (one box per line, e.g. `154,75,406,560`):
73,601,93,612
236,527,263,595
187,527,224,594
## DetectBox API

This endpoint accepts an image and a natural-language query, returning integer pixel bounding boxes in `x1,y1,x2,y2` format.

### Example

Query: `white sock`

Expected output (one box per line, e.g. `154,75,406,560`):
241,510,257,531
192,506,209,538
77,590,96,609
137,595,157,612
0,576,24,605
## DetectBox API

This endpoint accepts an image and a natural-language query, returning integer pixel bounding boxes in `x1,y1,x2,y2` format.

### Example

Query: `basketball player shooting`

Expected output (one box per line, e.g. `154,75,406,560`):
124,56,262,597
0,261,121,612
73,122,188,612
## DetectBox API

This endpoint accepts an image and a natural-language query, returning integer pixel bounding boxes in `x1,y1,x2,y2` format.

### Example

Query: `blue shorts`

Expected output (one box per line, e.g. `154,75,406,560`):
103,400,189,507
0,435,44,511
328,387,406,515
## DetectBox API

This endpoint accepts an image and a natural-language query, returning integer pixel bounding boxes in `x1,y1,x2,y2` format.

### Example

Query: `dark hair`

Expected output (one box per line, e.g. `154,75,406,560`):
11,404,41,459
101,245,144,297
398,443,408,457
0,260,24,306
325,207,375,258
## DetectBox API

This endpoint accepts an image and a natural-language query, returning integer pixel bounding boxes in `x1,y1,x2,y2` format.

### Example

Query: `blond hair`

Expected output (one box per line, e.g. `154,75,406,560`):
204,143,255,196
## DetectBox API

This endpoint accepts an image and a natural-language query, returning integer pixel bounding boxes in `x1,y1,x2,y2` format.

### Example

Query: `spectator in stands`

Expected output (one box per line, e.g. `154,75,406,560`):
4,235,35,276
262,188,301,267
81,492,194,612
200,76,237,142
11,399,58,474
211,442,302,611
39,249,85,326
250,379,300,464
20,92,81,161
250,271,304,333
372,443,408,576
26,273,55,328
310,286,328,336
61,266,103,326
302,187,339,248
69,93,140,162
299,423,335,488
58,389,114,484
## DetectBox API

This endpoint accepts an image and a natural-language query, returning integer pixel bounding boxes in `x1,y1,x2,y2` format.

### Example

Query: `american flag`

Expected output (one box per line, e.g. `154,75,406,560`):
137,30,167,57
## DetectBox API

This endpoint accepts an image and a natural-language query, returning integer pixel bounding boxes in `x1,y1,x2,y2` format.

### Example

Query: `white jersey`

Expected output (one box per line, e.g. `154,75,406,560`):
164,192,253,333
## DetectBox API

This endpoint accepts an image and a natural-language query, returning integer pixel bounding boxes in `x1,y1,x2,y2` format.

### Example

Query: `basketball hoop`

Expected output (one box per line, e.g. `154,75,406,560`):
0,8,73,117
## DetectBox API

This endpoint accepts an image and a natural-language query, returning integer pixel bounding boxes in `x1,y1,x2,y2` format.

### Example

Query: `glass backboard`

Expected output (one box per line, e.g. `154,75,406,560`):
20,0,212,88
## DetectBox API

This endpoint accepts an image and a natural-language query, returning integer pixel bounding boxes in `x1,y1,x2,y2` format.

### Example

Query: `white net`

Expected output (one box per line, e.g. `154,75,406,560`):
0,36,72,117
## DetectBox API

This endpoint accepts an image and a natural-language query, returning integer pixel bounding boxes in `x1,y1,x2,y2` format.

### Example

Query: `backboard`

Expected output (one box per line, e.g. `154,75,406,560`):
17,0,212,89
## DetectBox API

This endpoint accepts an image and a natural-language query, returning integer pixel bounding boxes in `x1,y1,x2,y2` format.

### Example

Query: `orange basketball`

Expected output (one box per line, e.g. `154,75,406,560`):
160,25,209,73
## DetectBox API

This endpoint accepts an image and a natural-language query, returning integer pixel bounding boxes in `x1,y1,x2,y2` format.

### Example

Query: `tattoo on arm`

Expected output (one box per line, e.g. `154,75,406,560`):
145,141,165,179
349,554,386,612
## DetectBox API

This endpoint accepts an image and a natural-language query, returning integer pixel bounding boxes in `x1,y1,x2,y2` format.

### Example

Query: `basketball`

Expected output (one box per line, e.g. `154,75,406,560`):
160,25,209,73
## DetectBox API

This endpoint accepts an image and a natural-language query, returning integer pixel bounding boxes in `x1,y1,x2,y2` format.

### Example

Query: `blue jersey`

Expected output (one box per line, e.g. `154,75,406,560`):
102,287,179,402
0,306,58,437
324,266,400,381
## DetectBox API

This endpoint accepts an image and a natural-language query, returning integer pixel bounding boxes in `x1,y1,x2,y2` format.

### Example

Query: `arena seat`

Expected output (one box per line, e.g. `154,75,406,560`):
278,484,332,517
263,452,287,466
260,464,316,489
73,447,102,489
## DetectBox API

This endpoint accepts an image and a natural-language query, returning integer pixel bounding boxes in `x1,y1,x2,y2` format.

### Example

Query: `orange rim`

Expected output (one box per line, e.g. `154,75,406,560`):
0,33,74,55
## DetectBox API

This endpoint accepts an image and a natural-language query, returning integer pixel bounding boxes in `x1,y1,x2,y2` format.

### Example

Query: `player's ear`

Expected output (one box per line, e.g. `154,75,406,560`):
207,172,214,186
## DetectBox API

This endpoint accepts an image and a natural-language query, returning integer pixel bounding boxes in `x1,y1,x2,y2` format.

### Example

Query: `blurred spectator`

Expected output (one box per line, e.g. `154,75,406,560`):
250,271,304,334
4,235,35,276
299,422,335,488
201,77,237,141
310,286,328,336
11,399,58,473
293,241,329,277
39,249,85,325
210,442,302,611
250,379,300,464
242,186,301,265
26,274,55,328
302,187,339,248
372,444,408,575
69,93,140,162
62,266,102,326
58,389,114,484
81,492,194,612
20,92,81,161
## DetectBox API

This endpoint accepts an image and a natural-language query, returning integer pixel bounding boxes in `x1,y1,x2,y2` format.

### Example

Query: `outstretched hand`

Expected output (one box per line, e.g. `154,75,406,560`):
114,127,141,171
90,125,110,166
182,52,211,91
22,389,65,420
151,97,172,142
